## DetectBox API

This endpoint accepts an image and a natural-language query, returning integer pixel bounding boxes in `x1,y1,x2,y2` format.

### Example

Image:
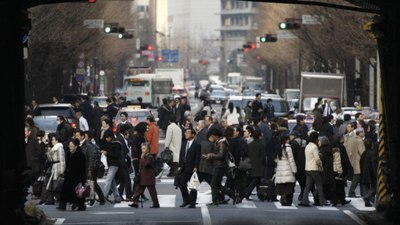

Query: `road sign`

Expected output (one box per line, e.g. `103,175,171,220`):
302,15,321,25
84,19,104,28
277,30,297,39
76,68,86,75
161,49,179,63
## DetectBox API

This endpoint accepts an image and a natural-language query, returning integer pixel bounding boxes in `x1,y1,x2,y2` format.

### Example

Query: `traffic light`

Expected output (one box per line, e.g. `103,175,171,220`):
88,0,96,3
278,20,301,30
117,33,133,39
156,56,162,61
147,44,153,51
104,23,124,34
199,59,208,65
259,34,277,43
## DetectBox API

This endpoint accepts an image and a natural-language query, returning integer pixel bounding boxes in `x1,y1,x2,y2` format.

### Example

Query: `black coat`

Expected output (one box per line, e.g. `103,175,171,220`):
59,148,86,203
360,147,378,185
178,140,201,185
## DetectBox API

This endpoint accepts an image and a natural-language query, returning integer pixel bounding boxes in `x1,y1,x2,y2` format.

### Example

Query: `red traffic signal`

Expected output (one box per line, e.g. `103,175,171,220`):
156,56,162,61
251,43,256,49
147,44,153,51
88,0,96,3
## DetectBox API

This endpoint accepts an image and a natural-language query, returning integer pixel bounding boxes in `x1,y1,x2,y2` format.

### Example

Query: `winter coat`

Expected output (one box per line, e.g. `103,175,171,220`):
360,147,378,185
304,142,323,172
138,153,156,186
198,140,215,175
209,137,229,168
275,144,297,184
222,107,240,126
345,132,365,175
146,121,160,156
46,142,66,181
248,139,266,177
165,122,182,163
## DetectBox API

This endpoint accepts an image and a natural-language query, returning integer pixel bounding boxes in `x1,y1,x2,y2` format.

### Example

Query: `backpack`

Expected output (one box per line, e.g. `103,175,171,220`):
91,142,105,178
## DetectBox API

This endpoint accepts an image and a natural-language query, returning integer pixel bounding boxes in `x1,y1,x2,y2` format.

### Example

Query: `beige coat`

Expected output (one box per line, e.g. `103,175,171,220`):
344,131,365,174
333,149,343,174
165,122,182,163
304,142,323,171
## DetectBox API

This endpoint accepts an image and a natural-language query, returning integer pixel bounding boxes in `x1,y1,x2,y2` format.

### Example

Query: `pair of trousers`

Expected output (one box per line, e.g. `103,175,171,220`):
102,166,121,201
117,165,133,199
132,185,159,205
301,171,326,205
211,167,235,203
348,174,361,196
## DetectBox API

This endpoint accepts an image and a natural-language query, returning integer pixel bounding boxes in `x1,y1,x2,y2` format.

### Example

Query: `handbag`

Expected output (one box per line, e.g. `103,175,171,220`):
75,182,90,198
32,176,45,196
160,148,173,163
187,171,200,190
52,177,64,193
226,152,235,169
237,157,251,171
96,162,105,179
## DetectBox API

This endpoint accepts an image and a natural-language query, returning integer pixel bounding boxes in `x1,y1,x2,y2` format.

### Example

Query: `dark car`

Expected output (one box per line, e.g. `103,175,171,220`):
33,103,79,133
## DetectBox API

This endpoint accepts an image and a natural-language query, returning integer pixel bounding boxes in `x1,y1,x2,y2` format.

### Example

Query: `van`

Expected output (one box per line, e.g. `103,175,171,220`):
221,95,289,123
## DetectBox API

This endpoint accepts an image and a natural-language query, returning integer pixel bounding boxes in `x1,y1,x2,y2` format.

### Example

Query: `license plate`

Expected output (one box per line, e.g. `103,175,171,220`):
216,100,220,103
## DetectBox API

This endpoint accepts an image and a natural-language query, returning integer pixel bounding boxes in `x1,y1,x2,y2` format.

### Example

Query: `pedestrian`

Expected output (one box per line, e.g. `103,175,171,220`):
164,115,182,177
128,143,160,208
57,138,87,211
360,138,378,207
274,134,297,206
264,98,275,121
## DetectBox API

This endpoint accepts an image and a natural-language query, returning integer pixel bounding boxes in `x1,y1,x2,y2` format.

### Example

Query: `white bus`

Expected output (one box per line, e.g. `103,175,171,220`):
227,72,243,91
123,74,173,107
243,75,265,90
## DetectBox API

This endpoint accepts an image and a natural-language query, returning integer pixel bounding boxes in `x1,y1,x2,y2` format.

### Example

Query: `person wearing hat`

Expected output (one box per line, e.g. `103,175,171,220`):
299,131,327,206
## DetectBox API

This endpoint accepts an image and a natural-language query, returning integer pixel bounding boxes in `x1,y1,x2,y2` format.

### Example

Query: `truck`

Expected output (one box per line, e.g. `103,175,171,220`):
299,72,346,113
155,68,186,97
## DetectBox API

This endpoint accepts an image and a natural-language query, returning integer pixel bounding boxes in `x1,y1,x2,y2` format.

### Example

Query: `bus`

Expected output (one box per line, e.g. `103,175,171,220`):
123,74,173,108
243,75,265,90
227,72,243,91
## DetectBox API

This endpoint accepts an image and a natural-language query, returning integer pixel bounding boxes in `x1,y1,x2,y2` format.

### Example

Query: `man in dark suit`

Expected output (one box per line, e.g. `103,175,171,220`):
177,127,201,208
115,124,133,200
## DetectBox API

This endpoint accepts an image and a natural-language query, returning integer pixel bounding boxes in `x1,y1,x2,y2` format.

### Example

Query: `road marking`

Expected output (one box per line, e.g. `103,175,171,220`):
343,210,367,225
237,199,257,208
158,194,176,207
54,218,65,224
273,202,298,209
91,212,135,214
201,206,212,225
348,198,375,211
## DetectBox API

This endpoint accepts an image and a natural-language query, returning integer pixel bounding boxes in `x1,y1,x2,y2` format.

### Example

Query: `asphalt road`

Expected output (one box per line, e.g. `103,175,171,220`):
32,98,378,225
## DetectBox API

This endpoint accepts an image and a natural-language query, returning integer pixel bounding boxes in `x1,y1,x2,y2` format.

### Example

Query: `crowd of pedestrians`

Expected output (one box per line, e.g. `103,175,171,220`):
23,92,379,212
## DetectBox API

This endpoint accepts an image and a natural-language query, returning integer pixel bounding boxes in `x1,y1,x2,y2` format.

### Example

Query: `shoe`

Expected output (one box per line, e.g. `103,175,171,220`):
150,204,160,208
206,202,218,207
233,194,242,205
140,196,149,202
44,202,55,205
332,201,338,207
365,201,373,207
341,200,351,206
348,194,357,198
188,205,196,208
166,173,175,177
298,203,311,207
281,203,292,206
218,199,229,205
71,204,77,210
89,200,95,206
128,203,139,208
114,199,122,203
99,201,105,205
180,202,189,207
105,197,114,203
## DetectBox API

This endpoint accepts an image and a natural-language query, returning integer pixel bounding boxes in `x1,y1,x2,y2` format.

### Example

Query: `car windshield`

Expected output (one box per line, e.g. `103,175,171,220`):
211,90,225,96
35,106,74,118
115,110,152,126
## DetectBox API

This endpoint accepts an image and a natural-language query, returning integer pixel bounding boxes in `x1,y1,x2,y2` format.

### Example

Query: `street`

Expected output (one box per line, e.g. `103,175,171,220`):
33,98,376,225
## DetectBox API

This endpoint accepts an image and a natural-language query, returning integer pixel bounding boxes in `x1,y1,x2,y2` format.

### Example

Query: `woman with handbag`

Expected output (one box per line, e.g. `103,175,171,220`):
39,133,65,205
128,143,160,208
57,138,87,211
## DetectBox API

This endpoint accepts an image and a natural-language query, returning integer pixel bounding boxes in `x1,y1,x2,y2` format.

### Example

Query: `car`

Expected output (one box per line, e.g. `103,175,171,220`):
112,106,154,133
33,103,79,133
188,85,196,98
91,95,108,112
209,90,227,104
221,95,290,123
287,117,314,133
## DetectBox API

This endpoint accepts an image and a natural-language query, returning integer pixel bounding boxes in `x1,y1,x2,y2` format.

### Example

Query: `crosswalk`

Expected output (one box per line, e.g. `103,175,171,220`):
96,178,375,212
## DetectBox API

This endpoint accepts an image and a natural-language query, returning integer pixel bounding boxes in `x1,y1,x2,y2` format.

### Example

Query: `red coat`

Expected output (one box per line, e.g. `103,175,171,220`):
146,122,159,156
139,154,156,186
